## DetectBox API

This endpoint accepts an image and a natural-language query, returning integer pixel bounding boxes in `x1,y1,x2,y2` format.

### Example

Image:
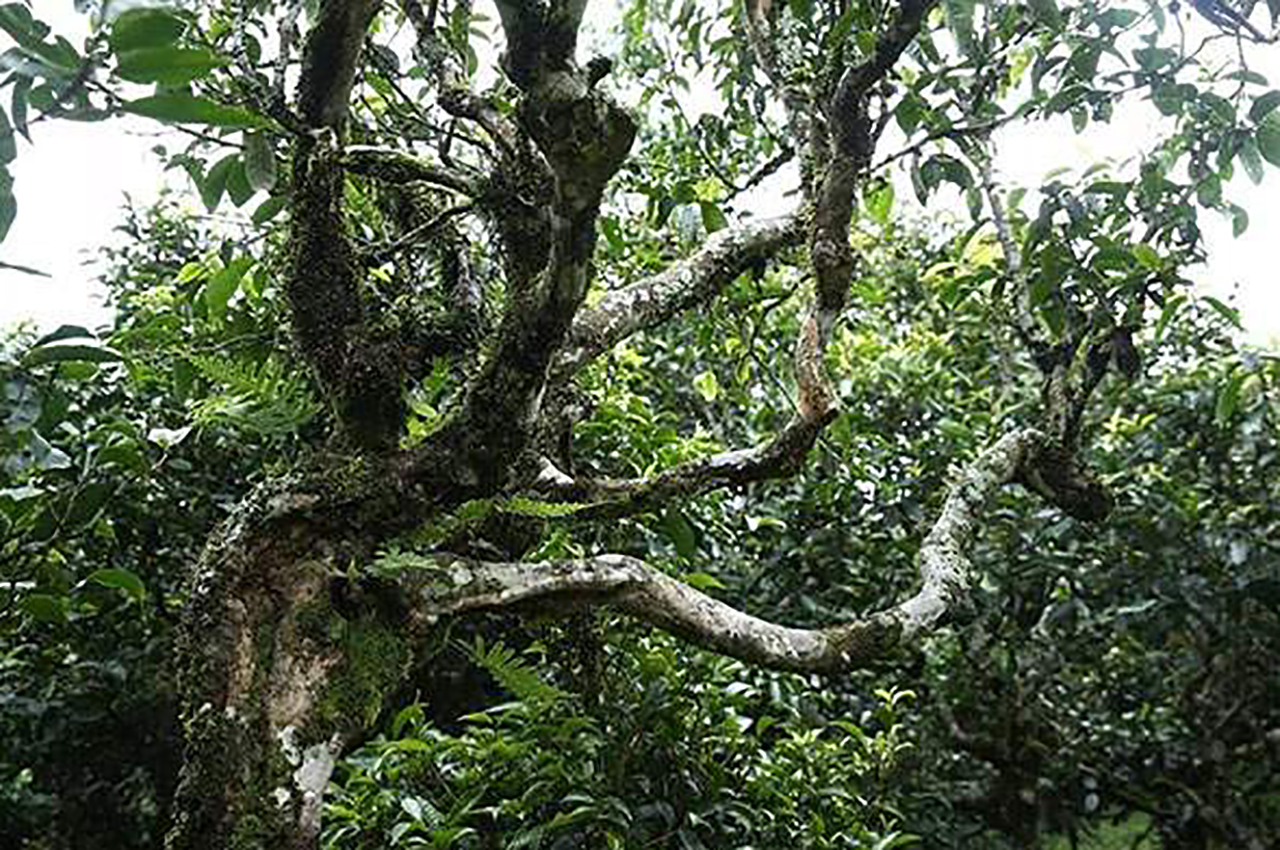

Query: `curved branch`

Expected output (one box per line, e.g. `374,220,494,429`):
554,212,804,377
534,406,836,517
399,429,1044,672
343,146,482,196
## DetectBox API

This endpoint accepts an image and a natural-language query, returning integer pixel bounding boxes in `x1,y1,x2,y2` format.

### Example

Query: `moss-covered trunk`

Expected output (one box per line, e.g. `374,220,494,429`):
165,490,418,850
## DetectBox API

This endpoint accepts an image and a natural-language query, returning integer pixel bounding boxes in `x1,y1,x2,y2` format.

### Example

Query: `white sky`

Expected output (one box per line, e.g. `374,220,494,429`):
1,3,1277,344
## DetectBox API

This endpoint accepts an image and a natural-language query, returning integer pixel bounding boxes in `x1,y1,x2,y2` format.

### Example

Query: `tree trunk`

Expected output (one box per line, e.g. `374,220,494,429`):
166,482,422,850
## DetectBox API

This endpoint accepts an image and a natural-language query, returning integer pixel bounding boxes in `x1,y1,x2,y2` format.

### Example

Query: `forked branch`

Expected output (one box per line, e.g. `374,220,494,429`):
401,429,1046,672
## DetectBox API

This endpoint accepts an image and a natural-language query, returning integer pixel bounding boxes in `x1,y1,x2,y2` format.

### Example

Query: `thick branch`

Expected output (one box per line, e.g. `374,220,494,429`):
554,212,803,377
741,2,824,194
285,2,406,450
419,5,635,492
400,429,1045,672
493,0,590,91
295,0,381,129
401,0,525,161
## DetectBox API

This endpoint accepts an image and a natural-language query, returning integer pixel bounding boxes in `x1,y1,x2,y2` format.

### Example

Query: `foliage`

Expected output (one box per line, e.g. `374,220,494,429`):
2,0,1280,848
326,630,917,850
0,197,298,849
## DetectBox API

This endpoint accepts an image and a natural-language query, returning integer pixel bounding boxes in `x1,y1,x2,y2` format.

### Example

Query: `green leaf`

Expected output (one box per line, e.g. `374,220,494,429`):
200,154,236,211
0,107,14,165
1202,295,1243,329
692,370,720,402
251,193,288,224
698,200,727,233
681,572,726,591
0,166,13,243
865,179,895,225
1152,83,1184,116
243,131,277,193
11,74,30,142
663,508,698,559
1229,204,1249,238
1132,244,1161,269
1256,113,1280,167
87,568,147,603
23,343,124,366
1249,90,1280,123
943,0,978,59
1028,0,1062,28
225,159,253,206
1195,174,1221,207
1215,368,1244,424
0,3,39,50
34,325,95,346
109,7,186,53
122,94,269,129
23,594,66,623
117,46,226,85
1238,136,1265,184
895,94,924,134
204,257,253,320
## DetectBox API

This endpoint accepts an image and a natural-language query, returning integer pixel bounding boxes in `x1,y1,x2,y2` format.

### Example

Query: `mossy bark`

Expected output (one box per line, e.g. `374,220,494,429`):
165,487,420,850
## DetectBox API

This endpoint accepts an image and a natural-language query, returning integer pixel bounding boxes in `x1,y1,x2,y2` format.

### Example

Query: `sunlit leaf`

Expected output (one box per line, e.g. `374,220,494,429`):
698,200,727,233
109,7,186,53
682,571,726,591
86,568,147,603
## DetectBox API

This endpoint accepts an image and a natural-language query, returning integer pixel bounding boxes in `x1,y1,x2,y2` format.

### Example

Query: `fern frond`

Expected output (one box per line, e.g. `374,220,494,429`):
468,637,567,705
188,353,321,437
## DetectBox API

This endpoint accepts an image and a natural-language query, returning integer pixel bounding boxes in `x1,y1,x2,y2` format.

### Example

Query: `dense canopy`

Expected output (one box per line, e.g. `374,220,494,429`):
1,0,1279,848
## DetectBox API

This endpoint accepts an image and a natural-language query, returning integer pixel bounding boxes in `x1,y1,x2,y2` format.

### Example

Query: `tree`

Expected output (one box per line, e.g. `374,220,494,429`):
2,0,1279,847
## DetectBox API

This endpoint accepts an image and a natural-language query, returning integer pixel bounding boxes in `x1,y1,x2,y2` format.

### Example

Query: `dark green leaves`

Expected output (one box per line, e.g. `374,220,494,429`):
1256,113,1280,167
664,507,698,559
942,0,978,59
0,106,16,164
912,154,973,203
116,46,226,85
0,165,13,243
86,568,147,604
22,342,124,367
1238,137,1265,184
1028,0,1062,29
121,95,269,129
1248,90,1280,123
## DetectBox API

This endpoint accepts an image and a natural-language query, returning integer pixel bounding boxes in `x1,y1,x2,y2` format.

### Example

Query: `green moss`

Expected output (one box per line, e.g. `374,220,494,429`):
294,595,335,644
315,611,410,733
